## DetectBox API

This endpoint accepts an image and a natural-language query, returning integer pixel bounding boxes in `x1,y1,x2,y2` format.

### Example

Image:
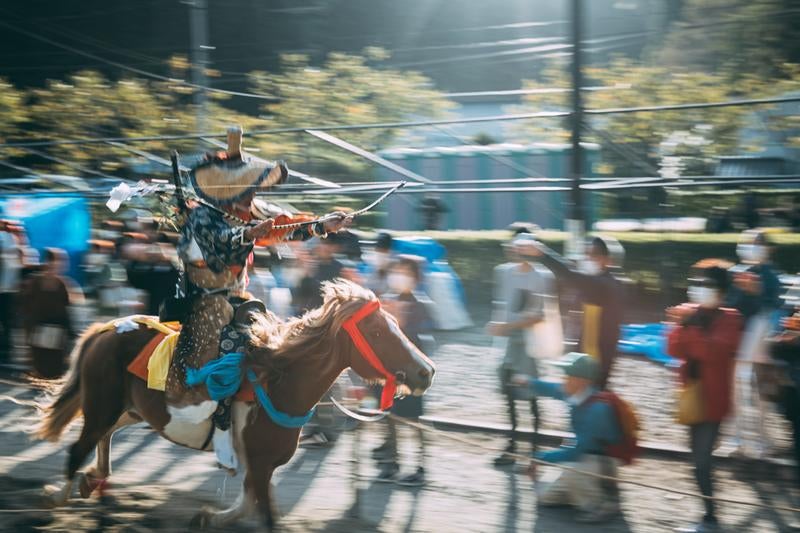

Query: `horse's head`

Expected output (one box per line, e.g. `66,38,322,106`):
324,281,436,399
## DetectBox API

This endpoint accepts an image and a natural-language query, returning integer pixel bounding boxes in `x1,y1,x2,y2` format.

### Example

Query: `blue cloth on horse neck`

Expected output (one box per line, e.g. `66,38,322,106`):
246,369,315,428
185,352,245,401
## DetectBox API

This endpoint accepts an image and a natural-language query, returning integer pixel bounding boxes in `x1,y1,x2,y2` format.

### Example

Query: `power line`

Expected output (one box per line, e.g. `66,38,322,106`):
0,20,279,101
442,84,630,99
22,148,122,181
584,96,800,116
2,95,800,150
0,110,571,149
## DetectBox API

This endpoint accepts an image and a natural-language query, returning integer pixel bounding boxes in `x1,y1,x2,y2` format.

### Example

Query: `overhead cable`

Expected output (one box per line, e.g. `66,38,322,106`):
0,20,279,101
2,95,800,150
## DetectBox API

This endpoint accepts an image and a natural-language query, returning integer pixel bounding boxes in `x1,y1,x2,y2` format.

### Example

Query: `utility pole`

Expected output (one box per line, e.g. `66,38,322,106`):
567,0,585,259
189,0,210,138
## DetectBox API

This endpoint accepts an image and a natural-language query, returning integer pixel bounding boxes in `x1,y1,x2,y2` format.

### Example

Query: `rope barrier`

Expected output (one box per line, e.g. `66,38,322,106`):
386,414,800,514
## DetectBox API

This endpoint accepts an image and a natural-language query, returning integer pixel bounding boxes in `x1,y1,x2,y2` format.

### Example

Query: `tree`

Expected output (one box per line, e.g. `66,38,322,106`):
656,0,800,80
0,77,28,158
513,57,799,177
18,57,262,179
247,48,453,178
510,57,800,217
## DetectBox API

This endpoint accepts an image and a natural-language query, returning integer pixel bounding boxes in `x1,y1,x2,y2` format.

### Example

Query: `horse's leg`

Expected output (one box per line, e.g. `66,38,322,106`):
46,367,125,506
192,402,256,529
78,412,139,498
45,419,114,506
252,468,278,530
193,480,255,529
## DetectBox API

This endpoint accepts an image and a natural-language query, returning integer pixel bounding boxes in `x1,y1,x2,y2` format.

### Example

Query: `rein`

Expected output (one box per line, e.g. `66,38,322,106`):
246,369,315,428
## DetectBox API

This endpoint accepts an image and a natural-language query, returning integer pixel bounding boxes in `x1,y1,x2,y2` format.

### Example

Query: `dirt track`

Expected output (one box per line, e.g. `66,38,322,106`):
0,380,797,532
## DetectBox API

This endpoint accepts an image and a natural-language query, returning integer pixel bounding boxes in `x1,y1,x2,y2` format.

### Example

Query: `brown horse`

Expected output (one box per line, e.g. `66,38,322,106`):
33,280,435,529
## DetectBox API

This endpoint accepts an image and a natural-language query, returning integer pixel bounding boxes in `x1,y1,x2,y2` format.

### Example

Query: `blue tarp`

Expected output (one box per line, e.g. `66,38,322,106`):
618,322,679,367
0,194,91,281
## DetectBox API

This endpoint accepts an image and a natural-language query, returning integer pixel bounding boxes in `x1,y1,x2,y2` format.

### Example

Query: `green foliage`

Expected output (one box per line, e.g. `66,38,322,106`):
657,0,800,80
510,54,800,218
0,77,28,156
1,50,451,181
248,49,454,177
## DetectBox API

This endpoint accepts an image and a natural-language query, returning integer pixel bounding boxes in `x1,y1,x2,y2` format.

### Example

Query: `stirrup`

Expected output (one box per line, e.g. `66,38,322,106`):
234,299,266,325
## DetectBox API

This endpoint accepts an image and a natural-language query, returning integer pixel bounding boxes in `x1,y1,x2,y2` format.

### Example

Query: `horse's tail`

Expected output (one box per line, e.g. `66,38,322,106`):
32,323,105,442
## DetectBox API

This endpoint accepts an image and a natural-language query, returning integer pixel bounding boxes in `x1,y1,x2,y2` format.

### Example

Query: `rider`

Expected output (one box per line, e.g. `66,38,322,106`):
165,127,351,408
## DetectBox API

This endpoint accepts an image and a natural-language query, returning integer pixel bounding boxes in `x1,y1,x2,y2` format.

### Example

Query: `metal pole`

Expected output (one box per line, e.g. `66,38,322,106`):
189,0,210,138
566,0,585,259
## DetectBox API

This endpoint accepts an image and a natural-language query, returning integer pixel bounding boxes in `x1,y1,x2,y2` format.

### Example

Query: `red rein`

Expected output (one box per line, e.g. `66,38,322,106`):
342,300,396,410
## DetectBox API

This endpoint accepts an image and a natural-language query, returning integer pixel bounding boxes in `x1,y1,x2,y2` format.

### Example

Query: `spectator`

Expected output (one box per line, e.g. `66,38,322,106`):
82,240,115,300
374,255,434,486
512,353,623,523
520,236,626,389
0,220,22,369
247,251,277,306
770,309,800,489
489,226,554,466
667,263,742,533
364,231,394,297
126,242,179,316
20,248,84,379
417,195,448,230
293,235,343,313
726,229,782,457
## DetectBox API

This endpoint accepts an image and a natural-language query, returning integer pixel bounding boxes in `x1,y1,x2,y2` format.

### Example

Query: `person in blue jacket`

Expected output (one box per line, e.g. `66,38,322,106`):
512,352,622,523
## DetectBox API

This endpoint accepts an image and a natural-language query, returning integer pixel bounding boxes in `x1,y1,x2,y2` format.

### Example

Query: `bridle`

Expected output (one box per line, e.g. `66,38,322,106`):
246,299,399,428
341,299,398,411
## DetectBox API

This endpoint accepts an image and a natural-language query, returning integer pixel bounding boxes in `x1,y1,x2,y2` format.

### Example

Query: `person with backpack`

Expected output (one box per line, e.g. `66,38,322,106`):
513,352,638,523
667,262,743,533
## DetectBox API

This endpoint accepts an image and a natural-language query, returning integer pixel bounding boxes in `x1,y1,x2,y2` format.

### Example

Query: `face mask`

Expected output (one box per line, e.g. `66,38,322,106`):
579,259,601,276
374,252,391,269
688,286,719,307
566,394,582,406
387,273,414,293
737,243,765,263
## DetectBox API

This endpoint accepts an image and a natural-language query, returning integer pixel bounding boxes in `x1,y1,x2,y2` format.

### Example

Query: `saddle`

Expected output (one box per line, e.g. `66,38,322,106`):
126,299,266,406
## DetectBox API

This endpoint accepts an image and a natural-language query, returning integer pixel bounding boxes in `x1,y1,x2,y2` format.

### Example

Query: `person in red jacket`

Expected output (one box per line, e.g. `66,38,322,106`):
667,261,743,533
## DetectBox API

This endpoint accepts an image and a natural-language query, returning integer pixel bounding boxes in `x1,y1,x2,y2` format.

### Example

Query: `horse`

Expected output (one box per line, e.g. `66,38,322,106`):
32,280,435,529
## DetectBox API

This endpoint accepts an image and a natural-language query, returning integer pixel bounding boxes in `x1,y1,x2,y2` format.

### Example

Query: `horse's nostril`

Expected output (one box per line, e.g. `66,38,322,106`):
419,368,430,379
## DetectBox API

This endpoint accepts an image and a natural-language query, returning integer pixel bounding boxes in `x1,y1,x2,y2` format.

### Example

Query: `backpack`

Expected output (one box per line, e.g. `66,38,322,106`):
587,391,640,465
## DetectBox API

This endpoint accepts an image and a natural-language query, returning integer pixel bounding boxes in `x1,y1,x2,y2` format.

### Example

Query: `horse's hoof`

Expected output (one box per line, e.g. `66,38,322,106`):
189,510,211,530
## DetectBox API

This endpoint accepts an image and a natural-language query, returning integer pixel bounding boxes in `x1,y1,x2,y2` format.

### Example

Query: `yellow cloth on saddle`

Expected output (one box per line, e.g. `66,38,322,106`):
102,316,181,391
147,332,180,391
97,315,180,336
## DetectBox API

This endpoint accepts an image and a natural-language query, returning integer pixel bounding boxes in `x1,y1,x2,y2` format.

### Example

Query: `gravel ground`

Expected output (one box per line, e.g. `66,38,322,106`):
0,378,796,533
426,325,794,456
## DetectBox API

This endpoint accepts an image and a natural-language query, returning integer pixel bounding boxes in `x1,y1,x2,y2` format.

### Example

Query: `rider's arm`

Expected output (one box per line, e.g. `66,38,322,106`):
253,214,323,246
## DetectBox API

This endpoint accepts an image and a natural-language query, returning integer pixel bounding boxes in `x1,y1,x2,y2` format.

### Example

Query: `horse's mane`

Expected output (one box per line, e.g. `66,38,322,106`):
248,279,376,373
